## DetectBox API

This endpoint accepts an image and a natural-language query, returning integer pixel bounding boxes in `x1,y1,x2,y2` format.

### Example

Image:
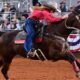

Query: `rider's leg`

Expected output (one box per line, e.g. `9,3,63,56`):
24,19,36,57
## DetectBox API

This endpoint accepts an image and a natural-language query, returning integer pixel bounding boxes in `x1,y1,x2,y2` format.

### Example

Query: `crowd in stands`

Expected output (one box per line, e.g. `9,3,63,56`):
0,3,28,31
0,1,79,31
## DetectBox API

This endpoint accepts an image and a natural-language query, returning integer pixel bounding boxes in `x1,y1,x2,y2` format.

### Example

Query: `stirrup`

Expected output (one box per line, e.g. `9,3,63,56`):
27,49,41,59
27,50,36,58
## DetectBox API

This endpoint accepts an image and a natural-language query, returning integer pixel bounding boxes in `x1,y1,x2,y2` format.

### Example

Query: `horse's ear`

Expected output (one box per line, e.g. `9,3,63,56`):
74,5,80,14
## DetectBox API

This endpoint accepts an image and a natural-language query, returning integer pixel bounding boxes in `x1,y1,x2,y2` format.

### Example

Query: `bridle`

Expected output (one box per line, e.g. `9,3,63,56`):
65,12,80,30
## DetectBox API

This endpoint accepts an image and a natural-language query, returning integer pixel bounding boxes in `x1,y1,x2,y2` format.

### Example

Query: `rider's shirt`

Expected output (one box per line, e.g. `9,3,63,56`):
28,9,62,24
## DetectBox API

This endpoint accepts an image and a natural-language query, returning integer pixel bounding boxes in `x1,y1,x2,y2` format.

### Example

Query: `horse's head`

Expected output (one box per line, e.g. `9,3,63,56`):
65,5,80,30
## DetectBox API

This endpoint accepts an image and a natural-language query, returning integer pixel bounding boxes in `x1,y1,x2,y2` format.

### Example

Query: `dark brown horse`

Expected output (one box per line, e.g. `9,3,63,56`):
0,5,80,80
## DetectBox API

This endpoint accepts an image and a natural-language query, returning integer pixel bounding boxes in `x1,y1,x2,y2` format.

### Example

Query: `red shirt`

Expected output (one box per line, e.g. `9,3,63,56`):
29,9,62,24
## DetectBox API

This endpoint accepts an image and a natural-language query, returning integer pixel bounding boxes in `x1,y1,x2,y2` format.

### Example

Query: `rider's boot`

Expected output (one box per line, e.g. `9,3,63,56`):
27,48,36,58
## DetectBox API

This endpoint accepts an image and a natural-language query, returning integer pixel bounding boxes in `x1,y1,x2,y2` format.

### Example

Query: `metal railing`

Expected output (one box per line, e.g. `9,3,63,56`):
0,0,32,12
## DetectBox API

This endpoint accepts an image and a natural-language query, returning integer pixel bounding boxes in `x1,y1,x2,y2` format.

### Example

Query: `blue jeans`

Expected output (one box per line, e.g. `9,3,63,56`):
24,18,36,52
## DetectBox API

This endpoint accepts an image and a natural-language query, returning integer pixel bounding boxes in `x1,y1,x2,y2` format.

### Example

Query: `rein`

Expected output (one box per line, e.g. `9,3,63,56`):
65,13,80,30
76,15,80,23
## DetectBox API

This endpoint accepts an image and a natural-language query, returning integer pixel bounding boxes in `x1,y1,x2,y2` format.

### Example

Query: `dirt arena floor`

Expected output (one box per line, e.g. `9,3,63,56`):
0,57,80,80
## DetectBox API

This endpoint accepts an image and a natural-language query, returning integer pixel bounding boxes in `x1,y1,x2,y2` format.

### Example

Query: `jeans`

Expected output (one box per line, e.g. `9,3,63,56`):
24,18,36,52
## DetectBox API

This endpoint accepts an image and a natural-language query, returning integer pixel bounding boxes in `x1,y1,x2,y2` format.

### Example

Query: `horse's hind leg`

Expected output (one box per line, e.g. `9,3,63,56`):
0,60,3,67
63,53,80,78
63,53,80,69
75,60,80,68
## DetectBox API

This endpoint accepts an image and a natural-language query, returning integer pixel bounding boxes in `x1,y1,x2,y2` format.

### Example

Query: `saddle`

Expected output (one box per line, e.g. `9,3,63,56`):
23,21,45,43
35,22,47,43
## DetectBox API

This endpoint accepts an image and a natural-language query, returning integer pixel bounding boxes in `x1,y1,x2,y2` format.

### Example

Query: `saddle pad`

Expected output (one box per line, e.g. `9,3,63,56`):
14,37,43,44
35,38,43,43
14,40,25,44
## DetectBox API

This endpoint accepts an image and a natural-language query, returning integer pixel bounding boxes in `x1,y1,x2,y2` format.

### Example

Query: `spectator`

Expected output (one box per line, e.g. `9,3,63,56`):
68,6,75,12
35,2,41,6
0,18,10,30
60,1,68,12
77,1,80,6
29,2,41,13
11,15,21,30
32,0,38,6
10,4,16,13
21,13,28,30
1,3,11,21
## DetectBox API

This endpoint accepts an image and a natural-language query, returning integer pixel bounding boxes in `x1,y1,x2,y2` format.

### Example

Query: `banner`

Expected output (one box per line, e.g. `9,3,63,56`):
67,34,80,52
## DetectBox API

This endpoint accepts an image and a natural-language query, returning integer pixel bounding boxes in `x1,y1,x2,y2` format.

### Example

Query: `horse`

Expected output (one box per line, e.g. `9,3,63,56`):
0,5,80,80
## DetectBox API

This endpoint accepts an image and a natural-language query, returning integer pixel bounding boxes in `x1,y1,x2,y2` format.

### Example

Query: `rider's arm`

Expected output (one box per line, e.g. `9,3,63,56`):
62,14,68,19
42,10,62,22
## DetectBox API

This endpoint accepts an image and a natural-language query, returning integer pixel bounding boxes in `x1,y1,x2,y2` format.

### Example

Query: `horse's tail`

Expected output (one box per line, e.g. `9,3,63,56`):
1,30,22,45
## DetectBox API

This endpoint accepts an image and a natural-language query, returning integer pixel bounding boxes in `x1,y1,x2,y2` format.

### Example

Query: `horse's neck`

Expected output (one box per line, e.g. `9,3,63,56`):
57,25,73,39
47,20,73,39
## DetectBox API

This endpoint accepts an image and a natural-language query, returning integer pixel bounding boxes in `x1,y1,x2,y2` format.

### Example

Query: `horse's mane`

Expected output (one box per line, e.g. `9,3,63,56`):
44,14,74,39
49,19,65,30
74,5,80,14
52,19,65,25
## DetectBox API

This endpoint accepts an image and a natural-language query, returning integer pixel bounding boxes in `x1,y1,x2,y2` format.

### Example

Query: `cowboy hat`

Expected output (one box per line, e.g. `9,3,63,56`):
44,1,61,12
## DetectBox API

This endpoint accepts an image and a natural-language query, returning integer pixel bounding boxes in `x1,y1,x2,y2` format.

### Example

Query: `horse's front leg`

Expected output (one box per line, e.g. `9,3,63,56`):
1,59,12,80
1,64,9,80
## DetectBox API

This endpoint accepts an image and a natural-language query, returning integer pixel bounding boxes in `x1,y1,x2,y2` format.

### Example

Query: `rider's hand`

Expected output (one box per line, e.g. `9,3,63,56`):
62,14,68,19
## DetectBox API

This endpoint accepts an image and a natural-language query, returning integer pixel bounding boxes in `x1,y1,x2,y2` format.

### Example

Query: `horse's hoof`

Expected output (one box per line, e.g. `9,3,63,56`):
76,72,80,78
6,79,10,80
6,79,9,80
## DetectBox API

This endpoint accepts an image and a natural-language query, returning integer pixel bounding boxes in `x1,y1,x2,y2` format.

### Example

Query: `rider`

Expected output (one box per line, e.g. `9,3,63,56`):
24,1,68,57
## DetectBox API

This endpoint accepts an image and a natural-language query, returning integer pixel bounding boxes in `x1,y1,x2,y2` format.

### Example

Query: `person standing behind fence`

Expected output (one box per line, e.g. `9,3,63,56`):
10,4,16,13
77,1,80,6
1,3,11,21
60,1,68,12
29,2,41,13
